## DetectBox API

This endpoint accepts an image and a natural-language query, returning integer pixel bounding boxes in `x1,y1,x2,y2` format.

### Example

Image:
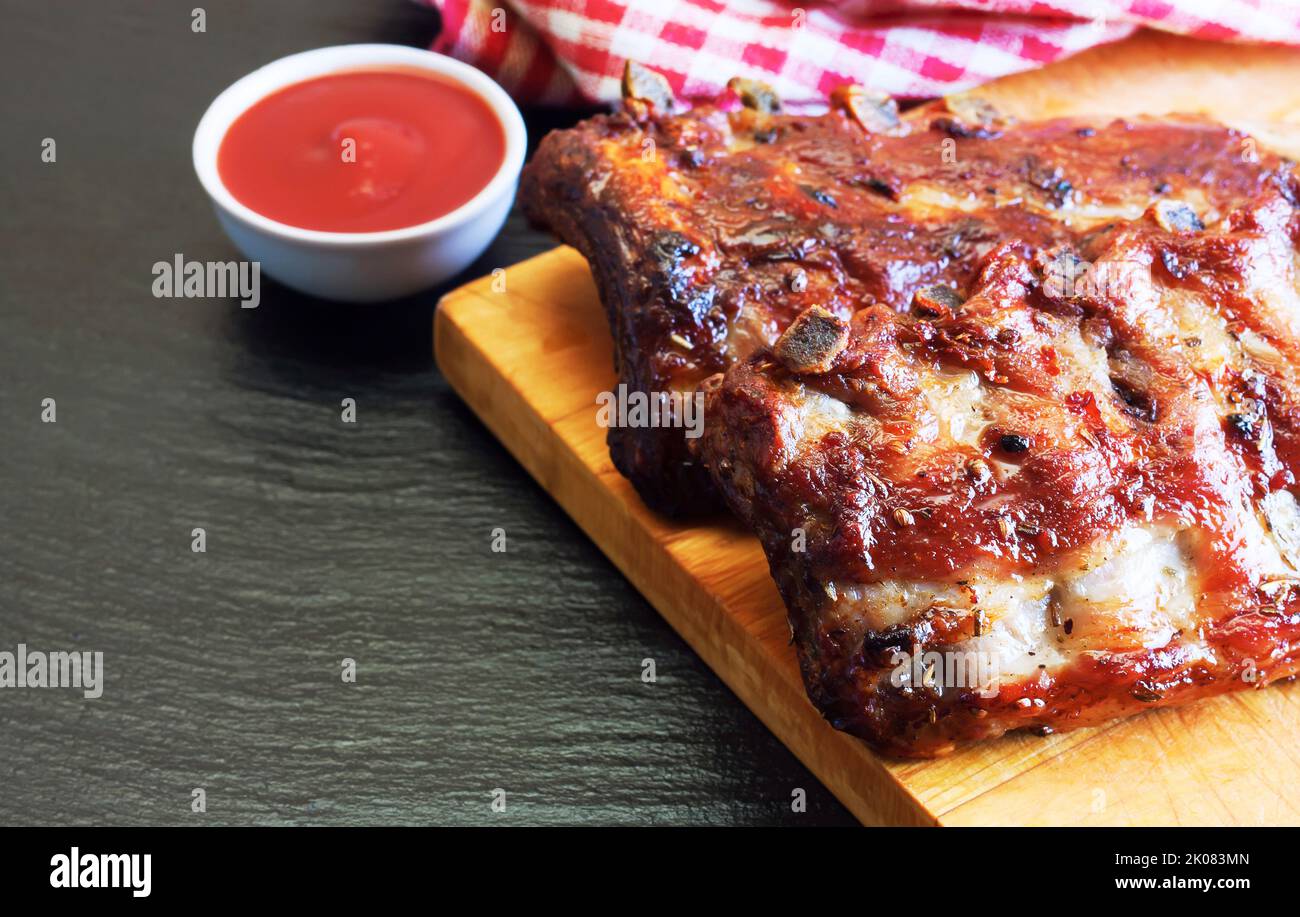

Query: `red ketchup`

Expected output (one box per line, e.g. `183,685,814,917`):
218,69,506,233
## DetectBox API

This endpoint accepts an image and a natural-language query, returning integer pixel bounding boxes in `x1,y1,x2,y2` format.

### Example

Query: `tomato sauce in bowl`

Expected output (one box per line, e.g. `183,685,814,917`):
217,69,507,233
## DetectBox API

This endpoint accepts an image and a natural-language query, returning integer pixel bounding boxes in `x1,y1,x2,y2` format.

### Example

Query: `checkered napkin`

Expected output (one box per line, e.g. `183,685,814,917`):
420,0,1300,108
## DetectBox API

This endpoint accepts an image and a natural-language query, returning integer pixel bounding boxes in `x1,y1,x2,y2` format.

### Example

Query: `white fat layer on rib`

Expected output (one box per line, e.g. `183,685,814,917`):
769,385,856,470
1052,526,1199,652
1242,235,1300,342
951,590,1066,678
918,370,986,447
913,319,1115,457
827,523,1232,676
1262,489,1300,571
898,182,1155,231
1158,286,1236,376
827,577,1053,635
1049,321,1121,419
793,387,853,441
726,308,784,362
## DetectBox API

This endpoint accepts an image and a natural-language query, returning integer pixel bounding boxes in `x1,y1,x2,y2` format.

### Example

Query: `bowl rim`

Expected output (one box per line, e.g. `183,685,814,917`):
192,43,527,247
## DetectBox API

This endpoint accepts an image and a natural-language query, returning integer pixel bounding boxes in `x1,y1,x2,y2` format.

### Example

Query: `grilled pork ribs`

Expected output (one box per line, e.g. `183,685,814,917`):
521,66,1279,516
524,66,1300,755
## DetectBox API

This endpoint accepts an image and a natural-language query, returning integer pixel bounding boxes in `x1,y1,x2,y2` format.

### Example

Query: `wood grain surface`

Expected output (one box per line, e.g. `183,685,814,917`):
436,32,1300,826
0,0,856,826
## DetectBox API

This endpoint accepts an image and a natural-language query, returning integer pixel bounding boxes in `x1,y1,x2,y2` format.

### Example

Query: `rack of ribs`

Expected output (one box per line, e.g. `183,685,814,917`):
524,65,1300,755
699,164,1300,756
521,64,1286,517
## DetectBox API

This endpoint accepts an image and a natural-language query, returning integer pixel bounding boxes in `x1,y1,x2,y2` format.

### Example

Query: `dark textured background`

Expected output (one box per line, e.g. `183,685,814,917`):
0,0,855,825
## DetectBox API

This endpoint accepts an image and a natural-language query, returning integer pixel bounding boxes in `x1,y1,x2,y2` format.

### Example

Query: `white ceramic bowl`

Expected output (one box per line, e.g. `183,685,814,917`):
193,44,526,303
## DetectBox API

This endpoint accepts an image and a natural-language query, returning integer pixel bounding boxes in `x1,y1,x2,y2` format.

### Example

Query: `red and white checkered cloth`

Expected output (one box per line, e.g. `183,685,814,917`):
420,0,1300,108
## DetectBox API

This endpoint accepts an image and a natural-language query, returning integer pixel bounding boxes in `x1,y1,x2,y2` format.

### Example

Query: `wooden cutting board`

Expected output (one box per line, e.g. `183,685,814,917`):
435,31,1300,826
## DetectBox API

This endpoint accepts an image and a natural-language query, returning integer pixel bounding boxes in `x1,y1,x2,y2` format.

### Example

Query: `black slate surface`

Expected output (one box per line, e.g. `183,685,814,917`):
0,0,856,825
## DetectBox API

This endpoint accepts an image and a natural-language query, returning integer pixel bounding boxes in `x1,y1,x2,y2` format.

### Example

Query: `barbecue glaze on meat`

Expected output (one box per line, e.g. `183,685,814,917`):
521,66,1286,515
525,67,1300,755
700,159,1300,756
